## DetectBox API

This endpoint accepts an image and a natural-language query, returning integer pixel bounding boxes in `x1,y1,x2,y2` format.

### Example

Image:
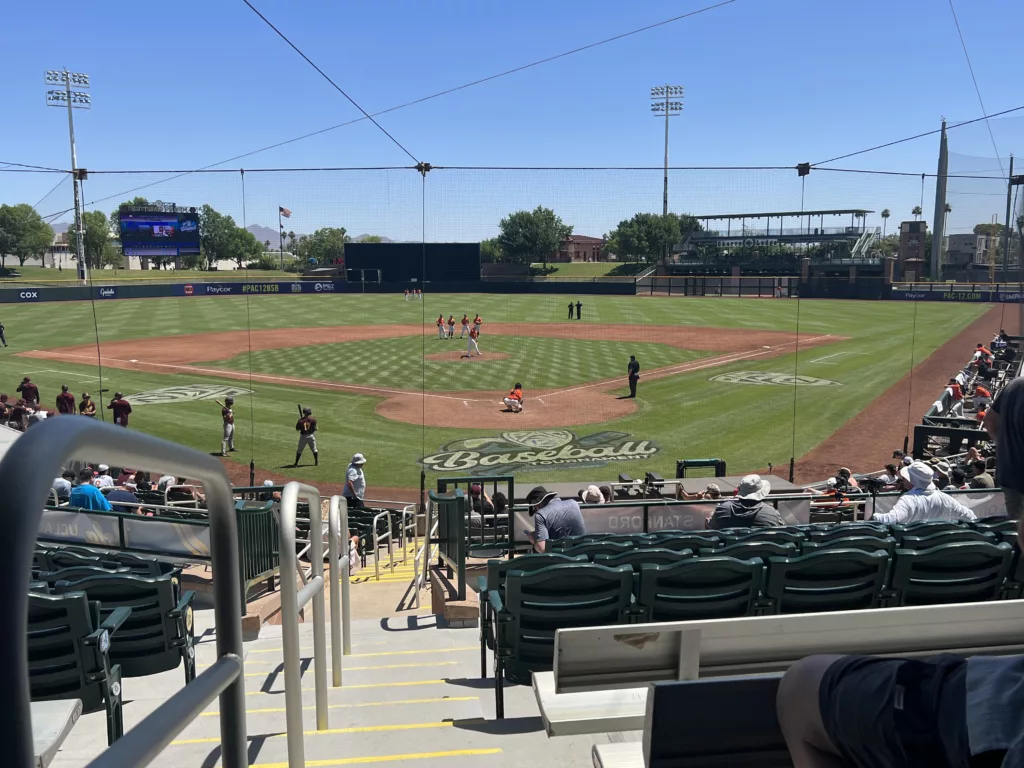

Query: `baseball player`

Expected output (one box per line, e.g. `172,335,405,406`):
0,394,9,422
436,314,446,339
503,383,524,413
627,355,640,398
107,392,132,427
460,314,470,338
0,319,6,346
575,300,582,320
473,313,482,336
216,397,236,456
79,392,96,417
447,315,456,340
403,289,410,301
55,384,76,414
568,301,574,320
466,326,482,357
16,377,39,406
295,407,318,466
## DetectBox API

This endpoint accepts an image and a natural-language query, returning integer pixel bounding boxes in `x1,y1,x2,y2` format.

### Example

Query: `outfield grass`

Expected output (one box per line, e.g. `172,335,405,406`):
0,294,989,488
530,261,642,277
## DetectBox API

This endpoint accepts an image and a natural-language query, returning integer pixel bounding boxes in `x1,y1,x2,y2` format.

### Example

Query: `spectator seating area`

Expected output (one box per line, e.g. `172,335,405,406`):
27,546,195,745
480,518,1021,716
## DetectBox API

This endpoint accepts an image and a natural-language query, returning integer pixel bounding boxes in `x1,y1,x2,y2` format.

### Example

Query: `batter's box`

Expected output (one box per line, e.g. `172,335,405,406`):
126,384,254,406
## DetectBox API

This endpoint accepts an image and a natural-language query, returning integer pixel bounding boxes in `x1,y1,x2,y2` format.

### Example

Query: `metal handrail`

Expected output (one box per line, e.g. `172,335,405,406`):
328,496,352,665
279,482,329,768
372,509,393,580
0,418,246,768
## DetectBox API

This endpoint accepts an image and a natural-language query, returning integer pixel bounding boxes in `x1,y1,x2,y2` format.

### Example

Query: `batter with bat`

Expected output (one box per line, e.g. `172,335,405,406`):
215,397,236,456
294,404,319,467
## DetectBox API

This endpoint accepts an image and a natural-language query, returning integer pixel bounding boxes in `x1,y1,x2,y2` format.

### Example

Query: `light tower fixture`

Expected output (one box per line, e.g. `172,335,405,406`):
650,85,684,217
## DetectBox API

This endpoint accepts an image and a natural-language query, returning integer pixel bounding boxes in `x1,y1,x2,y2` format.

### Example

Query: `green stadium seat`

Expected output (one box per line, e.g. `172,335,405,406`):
490,563,633,717
53,572,196,684
598,534,660,547
45,550,104,571
647,535,722,552
760,549,889,614
27,591,130,745
886,542,1013,606
809,509,856,524
594,548,692,570
36,566,130,588
634,557,765,623
699,541,798,560
722,529,805,546
889,521,967,542
1003,547,1024,599
972,517,1016,534
807,524,889,543
559,541,636,560
898,529,997,551
802,536,898,556
476,553,584,677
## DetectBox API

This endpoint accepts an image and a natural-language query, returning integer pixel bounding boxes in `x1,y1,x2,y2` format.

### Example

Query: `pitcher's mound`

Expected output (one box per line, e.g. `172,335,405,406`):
423,350,510,362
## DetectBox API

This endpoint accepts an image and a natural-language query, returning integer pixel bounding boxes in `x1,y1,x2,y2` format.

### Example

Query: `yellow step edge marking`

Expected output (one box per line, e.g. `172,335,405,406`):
252,748,502,768
246,678,444,695
245,645,476,657
172,721,451,745
244,661,456,677
200,695,478,717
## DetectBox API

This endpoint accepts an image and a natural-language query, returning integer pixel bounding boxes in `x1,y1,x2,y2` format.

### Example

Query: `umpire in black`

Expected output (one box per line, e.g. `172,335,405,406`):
627,355,640,398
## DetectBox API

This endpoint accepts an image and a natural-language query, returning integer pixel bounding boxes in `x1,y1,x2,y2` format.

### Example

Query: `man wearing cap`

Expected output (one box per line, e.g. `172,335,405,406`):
343,453,367,509
17,377,39,406
524,486,585,552
707,474,785,530
294,407,318,467
79,392,96,417
871,460,976,524
216,397,236,456
92,464,115,489
107,392,132,427
580,485,605,504
55,385,76,415
469,483,495,515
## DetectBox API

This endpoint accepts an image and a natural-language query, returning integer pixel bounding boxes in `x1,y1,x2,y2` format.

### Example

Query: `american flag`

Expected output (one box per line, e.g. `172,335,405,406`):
279,207,292,218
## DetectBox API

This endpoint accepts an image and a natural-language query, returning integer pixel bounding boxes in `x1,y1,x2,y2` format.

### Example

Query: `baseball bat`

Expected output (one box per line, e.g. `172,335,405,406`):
297,403,303,417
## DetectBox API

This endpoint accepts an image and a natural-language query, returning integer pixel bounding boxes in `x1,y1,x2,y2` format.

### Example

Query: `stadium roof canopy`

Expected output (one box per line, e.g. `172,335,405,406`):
692,209,873,220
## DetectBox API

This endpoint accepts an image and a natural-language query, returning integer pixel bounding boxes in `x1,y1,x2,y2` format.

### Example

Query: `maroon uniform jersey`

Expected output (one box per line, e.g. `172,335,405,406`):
296,416,317,435
56,392,76,414
17,382,39,404
109,398,132,426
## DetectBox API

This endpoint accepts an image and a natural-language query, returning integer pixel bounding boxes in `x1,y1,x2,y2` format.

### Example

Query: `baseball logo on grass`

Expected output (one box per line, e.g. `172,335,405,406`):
709,371,840,387
421,429,659,476
126,384,254,405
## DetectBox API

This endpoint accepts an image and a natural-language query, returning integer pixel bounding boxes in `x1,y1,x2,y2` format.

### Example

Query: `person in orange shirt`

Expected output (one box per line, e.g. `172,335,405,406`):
974,343,993,364
460,314,470,338
473,314,482,336
436,314,446,339
503,383,524,413
447,315,456,340
466,326,481,357
974,383,993,410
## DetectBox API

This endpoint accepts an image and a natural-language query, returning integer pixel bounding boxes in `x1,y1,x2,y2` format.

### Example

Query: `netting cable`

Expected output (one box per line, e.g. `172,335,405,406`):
32,175,70,210
788,295,800,482
79,177,106,423
239,169,257,481
904,299,919,453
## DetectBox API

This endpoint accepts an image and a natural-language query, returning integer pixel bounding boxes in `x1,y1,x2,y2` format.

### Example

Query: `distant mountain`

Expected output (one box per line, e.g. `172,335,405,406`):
246,224,282,246
51,221,70,234
352,234,393,243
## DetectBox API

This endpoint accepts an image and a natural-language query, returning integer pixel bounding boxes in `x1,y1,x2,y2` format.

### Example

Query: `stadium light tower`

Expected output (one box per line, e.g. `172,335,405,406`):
650,85,684,216
45,69,91,284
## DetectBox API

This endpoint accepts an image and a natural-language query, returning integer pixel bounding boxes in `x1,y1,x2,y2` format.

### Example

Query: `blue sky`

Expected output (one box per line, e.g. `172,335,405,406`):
1,0,1021,240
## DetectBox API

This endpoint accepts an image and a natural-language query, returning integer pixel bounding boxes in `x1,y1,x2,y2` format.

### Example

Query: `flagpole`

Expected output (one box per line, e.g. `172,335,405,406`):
278,207,284,271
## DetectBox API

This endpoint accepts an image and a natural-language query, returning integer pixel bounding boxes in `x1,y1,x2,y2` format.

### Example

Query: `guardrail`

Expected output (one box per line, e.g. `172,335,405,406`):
329,496,352,660
430,489,467,600
278,482,330,768
1,418,247,768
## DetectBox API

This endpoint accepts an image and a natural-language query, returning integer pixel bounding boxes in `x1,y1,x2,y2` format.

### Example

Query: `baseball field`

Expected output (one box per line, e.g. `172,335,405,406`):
0,293,999,495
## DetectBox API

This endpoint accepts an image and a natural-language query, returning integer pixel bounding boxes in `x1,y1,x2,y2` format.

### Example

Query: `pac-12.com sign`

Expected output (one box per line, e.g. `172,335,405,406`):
421,429,659,476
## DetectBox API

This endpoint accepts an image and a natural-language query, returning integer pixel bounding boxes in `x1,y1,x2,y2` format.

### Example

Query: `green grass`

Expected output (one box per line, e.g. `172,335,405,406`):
530,261,644,277
0,293,989,488
0,265,296,285
209,336,708,391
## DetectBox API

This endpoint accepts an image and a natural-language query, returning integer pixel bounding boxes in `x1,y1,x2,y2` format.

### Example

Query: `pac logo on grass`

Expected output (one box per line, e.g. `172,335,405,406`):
709,371,840,387
421,429,659,476
126,384,254,406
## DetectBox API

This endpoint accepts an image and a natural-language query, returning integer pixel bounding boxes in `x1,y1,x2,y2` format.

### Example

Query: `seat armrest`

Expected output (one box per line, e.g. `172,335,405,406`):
488,589,504,614
170,590,196,618
100,605,133,634
477,574,488,594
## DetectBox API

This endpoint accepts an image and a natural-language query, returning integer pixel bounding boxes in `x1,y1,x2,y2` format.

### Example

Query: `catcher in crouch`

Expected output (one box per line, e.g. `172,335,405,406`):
503,383,524,413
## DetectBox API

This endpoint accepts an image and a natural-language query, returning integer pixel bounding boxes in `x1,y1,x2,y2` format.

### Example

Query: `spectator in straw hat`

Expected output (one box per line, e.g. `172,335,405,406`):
707,475,784,530
524,486,585,552
871,461,976,525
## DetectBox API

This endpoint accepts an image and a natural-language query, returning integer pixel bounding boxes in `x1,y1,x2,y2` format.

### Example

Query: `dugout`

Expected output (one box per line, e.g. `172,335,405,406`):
344,242,481,283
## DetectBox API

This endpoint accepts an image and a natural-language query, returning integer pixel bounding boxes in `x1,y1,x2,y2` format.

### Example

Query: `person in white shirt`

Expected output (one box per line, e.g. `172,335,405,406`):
92,464,115,489
343,453,367,509
871,460,976,524
52,471,74,503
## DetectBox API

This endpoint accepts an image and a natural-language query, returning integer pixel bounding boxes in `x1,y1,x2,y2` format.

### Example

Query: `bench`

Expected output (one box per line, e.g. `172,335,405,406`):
534,599,1024,736
591,676,788,768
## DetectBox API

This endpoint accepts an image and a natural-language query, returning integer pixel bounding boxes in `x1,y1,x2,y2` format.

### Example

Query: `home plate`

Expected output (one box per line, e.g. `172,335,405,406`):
762,346,771,349
130,359,139,362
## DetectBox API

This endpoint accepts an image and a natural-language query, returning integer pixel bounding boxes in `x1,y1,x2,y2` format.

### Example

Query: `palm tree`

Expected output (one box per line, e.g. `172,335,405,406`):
881,209,890,238
912,206,922,221
943,203,952,235
264,239,271,250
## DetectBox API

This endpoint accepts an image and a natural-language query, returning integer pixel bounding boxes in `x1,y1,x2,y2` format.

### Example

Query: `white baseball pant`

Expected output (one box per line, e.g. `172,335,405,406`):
222,422,235,453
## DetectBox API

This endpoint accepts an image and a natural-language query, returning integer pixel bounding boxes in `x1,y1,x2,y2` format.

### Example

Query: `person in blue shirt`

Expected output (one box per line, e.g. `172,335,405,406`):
69,468,112,511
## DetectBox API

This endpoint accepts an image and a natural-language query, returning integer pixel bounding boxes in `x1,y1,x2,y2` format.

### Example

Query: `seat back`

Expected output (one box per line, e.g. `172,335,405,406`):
53,573,188,678
46,549,104,571
27,592,109,715
645,676,788,768
890,542,1014,606
104,552,178,577
647,535,721,553
972,517,1016,534
594,549,692,571
37,566,130,587
762,549,889,614
548,535,589,551
700,541,797,561
807,524,889,542
636,557,764,623
559,541,635,560
722,529,805,545
898,529,997,551
499,563,633,682
802,536,898,556
484,553,584,594
889,521,967,541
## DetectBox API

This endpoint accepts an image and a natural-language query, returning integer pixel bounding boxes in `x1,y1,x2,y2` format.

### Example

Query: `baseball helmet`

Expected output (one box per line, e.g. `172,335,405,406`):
114,392,123,399
303,407,312,415
225,397,234,405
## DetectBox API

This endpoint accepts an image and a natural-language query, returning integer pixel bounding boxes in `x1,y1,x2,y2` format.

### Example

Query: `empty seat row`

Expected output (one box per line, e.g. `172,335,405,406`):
484,542,1019,684
34,546,180,578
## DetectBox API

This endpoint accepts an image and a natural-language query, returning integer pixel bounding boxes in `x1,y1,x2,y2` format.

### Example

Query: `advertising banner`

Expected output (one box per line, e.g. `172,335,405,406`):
891,289,1022,303
38,509,121,546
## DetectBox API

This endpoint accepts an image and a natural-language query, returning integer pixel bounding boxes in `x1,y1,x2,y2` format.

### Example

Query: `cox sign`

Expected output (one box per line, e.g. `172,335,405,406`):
19,290,39,301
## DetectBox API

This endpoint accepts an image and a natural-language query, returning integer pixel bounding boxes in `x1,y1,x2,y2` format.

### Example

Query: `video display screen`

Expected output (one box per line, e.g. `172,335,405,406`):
119,211,200,251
